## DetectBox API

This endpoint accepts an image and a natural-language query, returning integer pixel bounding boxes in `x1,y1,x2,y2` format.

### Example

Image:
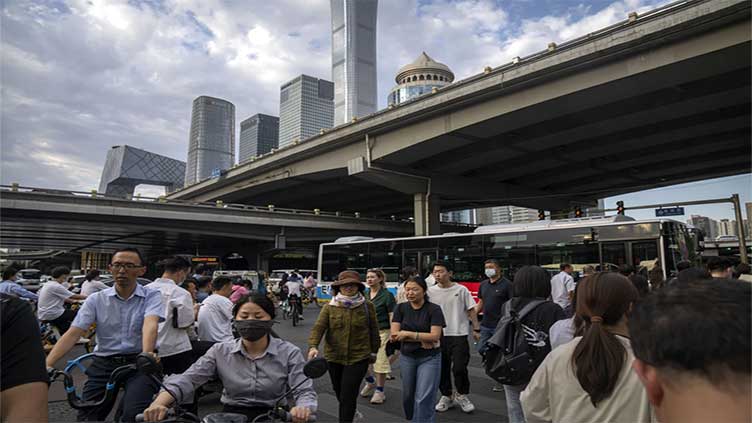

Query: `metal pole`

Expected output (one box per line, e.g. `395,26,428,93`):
731,193,748,264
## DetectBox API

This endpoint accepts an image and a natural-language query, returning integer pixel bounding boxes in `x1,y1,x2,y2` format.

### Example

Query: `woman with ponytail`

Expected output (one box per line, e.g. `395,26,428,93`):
520,272,653,423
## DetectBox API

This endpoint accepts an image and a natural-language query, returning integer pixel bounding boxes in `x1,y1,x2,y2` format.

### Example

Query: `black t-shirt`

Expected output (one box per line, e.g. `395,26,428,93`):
506,297,565,371
1,294,48,391
478,277,512,329
392,301,446,357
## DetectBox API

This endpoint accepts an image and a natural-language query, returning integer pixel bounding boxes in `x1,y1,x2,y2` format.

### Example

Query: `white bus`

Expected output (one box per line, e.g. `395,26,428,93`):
317,215,696,301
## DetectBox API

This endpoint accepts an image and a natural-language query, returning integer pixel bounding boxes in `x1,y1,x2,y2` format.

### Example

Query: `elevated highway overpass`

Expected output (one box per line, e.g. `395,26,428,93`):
169,0,751,235
0,187,472,263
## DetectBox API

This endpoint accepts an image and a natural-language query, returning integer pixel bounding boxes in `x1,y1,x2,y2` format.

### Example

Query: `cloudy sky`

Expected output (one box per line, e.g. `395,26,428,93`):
1,0,749,220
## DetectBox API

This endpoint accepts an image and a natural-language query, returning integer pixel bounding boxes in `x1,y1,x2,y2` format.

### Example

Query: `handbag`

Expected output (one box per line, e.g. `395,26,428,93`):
362,301,378,364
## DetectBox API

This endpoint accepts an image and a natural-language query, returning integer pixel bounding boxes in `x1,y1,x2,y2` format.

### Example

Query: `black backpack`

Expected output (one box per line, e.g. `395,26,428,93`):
483,299,546,386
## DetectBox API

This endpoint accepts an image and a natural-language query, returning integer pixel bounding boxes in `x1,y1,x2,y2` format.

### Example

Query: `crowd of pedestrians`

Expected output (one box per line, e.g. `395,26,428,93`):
1,247,750,423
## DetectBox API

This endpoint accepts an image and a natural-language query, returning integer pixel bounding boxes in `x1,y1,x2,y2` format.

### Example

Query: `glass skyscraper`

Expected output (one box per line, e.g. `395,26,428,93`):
279,75,334,148
184,96,235,186
331,0,378,125
239,114,279,163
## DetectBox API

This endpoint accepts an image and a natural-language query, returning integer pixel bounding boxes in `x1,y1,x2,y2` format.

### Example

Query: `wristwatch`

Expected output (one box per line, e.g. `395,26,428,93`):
473,328,480,332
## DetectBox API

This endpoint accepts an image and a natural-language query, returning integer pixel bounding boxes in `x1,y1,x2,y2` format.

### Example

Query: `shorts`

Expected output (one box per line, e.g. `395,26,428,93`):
374,329,392,374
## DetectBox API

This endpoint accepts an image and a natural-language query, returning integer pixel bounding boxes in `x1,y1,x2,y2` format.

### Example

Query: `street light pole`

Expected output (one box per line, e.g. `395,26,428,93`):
731,194,748,264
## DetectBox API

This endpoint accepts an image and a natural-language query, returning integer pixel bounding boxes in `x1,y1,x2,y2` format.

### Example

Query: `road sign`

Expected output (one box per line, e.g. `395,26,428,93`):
655,207,685,217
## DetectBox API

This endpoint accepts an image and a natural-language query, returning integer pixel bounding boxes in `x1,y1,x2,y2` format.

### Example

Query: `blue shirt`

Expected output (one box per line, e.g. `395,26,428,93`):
72,284,165,356
0,280,39,301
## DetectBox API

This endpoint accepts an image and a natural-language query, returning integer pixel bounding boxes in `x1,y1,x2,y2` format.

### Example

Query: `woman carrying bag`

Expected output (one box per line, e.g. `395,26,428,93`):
308,271,380,423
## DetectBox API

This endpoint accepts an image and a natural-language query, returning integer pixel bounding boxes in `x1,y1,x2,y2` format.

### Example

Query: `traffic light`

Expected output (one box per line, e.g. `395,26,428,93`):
616,201,625,215
538,210,546,220
574,207,583,218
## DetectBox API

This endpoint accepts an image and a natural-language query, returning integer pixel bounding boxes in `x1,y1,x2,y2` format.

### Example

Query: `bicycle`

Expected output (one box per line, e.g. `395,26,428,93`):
40,321,96,354
135,354,329,422
289,296,300,327
48,352,138,422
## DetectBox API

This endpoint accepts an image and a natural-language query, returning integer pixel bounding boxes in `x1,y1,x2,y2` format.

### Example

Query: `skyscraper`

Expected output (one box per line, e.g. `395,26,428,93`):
279,75,334,148
239,114,279,163
331,0,378,125
184,96,235,186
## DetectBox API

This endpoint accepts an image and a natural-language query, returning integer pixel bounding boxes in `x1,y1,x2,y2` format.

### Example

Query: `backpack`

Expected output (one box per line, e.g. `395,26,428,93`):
483,299,546,386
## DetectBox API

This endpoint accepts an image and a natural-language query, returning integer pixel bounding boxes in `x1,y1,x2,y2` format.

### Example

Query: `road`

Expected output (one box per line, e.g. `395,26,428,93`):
49,303,511,422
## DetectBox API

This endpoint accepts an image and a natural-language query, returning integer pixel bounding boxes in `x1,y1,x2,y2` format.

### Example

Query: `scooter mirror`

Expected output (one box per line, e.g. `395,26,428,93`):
303,357,328,379
136,353,162,377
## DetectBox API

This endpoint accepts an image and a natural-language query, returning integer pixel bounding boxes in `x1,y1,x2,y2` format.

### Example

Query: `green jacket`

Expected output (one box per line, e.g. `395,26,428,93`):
307,302,380,365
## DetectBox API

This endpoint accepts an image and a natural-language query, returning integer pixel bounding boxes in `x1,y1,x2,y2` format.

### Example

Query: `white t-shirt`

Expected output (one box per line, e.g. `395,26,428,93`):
549,317,576,350
81,280,109,296
285,281,302,297
427,283,475,336
37,282,74,321
197,294,234,343
550,271,575,310
149,278,195,358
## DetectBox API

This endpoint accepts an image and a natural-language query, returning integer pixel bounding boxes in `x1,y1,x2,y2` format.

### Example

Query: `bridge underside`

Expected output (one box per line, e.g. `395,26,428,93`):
211,41,751,218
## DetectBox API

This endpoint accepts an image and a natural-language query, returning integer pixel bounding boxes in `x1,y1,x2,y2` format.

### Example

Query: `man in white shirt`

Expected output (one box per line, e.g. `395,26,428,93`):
550,264,575,315
80,270,109,296
148,256,195,376
37,266,87,333
197,277,234,343
285,278,303,319
428,261,480,414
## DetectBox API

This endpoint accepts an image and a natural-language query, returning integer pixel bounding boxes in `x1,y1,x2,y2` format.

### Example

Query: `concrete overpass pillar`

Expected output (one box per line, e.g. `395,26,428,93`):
414,193,441,236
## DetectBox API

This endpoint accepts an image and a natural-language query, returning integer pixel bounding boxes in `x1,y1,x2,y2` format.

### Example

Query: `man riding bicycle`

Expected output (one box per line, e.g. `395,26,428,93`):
45,247,164,422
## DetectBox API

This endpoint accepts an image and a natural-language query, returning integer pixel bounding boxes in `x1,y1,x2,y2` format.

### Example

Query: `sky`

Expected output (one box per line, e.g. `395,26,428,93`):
1,0,749,221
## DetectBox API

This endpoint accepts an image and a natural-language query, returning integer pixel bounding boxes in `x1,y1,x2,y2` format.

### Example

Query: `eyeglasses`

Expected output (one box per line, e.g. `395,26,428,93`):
110,263,143,270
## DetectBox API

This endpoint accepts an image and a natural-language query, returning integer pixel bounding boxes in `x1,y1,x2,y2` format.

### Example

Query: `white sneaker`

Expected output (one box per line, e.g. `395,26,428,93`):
354,410,364,422
435,395,454,412
360,382,375,397
455,394,475,413
370,390,385,404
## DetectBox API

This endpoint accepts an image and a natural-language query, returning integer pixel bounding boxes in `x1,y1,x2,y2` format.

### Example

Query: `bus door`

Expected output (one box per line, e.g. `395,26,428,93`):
403,249,438,280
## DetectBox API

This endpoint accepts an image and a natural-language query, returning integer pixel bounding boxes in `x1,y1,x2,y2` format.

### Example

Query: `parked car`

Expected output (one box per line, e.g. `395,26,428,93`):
17,268,43,292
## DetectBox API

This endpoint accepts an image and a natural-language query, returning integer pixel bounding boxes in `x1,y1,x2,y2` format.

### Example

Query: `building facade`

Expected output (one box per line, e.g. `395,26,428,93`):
688,215,719,239
239,114,279,163
279,75,334,148
388,52,454,105
184,96,235,186
99,145,185,197
440,210,474,224
331,0,378,125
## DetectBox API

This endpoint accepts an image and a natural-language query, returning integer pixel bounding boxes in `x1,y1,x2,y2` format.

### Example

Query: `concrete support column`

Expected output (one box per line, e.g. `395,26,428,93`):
414,193,441,236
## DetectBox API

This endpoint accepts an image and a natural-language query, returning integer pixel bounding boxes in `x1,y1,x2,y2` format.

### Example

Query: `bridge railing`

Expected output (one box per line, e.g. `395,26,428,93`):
0,184,478,229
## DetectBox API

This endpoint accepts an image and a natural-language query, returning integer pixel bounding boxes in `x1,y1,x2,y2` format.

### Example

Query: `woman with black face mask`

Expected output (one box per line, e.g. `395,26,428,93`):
142,293,317,423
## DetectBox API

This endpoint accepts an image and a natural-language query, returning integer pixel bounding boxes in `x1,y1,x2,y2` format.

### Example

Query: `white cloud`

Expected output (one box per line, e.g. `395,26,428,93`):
1,0,667,192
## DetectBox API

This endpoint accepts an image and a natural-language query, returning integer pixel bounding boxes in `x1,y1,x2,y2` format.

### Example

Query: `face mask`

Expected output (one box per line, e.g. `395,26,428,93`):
234,319,274,342
485,269,497,278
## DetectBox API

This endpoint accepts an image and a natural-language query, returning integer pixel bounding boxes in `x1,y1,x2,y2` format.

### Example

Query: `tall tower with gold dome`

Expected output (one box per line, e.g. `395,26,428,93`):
388,52,454,105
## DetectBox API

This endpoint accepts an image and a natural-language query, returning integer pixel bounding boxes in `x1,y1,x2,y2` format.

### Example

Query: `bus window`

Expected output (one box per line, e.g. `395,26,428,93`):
631,241,659,276
483,233,536,280
438,236,484,297
403,249,438,280
537,242,599,279
368,240,402,282
601,242,627,270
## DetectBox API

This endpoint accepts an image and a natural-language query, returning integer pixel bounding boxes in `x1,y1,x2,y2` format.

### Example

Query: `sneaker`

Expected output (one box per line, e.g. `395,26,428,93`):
360,382,375,397
385,373,395,380
354,410,364,422
492,383,505,392
435,395,454,412
455,394,475,413
370,390,385,404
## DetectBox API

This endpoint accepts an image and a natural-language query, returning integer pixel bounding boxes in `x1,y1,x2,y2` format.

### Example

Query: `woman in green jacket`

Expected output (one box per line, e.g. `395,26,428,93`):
308,271,380,423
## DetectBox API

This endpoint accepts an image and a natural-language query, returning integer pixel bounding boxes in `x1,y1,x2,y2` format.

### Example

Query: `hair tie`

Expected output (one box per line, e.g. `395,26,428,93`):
590,316,603,323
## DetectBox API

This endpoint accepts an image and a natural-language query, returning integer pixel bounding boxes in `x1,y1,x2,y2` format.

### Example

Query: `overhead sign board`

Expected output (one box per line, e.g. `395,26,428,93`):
655,207,685,217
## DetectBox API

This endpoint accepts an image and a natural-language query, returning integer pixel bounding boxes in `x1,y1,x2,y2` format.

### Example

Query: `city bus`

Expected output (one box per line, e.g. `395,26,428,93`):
316,215,696,301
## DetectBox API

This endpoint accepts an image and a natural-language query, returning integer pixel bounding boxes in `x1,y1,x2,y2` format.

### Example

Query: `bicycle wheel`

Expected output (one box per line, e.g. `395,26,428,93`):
292,305,299,326
281,302,289,320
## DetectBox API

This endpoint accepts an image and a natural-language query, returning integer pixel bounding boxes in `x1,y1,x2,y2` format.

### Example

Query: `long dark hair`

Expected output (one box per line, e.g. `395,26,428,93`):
572,272,638,406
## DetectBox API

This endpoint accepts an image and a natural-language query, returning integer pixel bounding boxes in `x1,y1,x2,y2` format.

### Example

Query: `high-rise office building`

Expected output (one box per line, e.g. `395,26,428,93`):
184,96,235,186
279,75,334,148
441,210,474,224
239,114,279,163
389,52,454,105
331,0,378,125
688,215,719,239
476,206,540,225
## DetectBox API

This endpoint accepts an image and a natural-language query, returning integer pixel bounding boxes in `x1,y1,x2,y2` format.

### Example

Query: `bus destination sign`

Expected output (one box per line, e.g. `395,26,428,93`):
655,207,685,217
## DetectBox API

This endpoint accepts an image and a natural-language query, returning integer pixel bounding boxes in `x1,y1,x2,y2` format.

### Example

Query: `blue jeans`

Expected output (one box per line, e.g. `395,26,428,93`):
400,352,441,423
477,325,495,355
504,384,527,423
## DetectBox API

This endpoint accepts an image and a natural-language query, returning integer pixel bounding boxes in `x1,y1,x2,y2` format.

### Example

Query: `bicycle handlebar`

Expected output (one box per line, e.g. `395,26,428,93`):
48,354,138,410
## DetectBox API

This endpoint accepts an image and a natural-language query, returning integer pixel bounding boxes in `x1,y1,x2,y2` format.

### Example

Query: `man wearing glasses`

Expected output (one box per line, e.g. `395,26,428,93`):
46,247,165,422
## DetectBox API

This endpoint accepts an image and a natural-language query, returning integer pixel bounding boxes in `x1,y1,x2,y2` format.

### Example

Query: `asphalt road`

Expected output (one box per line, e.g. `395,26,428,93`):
49,303,511,422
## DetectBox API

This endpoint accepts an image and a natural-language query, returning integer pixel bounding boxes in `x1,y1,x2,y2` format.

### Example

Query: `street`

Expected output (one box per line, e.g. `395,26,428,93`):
48,303,511,422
